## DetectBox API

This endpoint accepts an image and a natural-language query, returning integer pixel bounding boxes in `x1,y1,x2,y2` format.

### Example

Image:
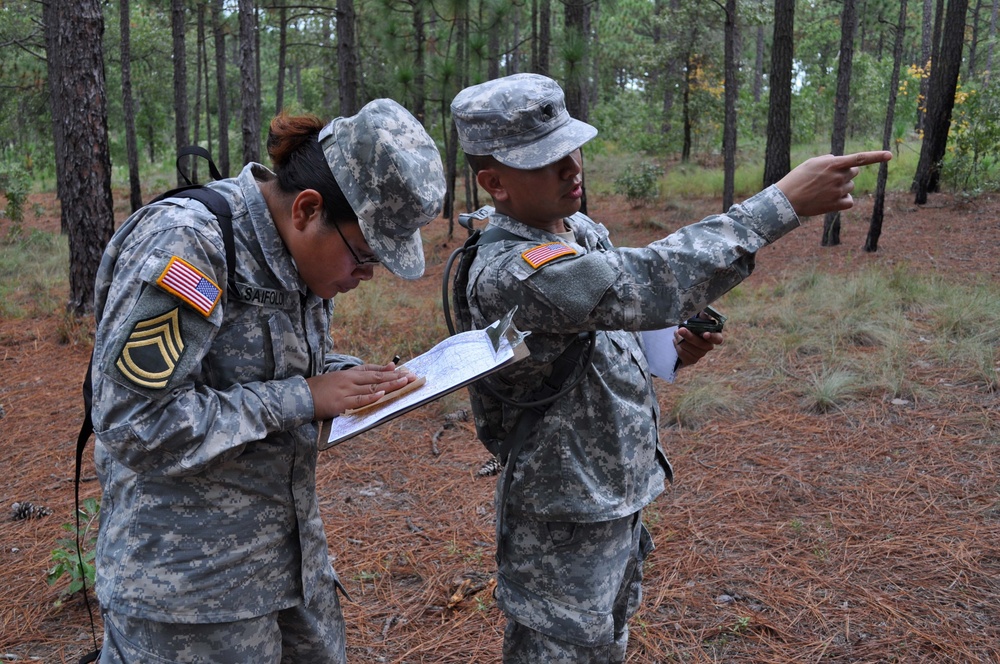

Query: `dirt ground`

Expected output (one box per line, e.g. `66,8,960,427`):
1,188,998,663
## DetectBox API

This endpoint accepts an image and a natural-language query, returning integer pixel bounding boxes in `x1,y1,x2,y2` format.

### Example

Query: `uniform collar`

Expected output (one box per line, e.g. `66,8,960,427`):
488,210,610,250
239,163,311,297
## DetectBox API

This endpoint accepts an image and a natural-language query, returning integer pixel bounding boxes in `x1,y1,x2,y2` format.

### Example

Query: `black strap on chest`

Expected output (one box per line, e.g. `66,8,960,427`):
74,162,232,663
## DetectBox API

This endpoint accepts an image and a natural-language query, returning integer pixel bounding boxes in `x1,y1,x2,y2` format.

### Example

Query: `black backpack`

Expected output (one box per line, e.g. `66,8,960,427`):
441,207,597,460
73,147,233,664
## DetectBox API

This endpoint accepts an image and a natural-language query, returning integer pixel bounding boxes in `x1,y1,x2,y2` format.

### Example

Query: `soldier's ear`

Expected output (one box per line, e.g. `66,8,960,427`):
476,168,508,202
291,189,324,230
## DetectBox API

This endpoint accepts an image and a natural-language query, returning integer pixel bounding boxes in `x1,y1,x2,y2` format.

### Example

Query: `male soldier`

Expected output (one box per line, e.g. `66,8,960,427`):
450,73,891,663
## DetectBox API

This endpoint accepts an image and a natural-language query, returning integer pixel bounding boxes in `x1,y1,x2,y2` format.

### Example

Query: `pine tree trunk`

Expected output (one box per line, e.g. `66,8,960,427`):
239,0,261,163
867,0,908,253
682,51,693,163
44,0,115,316
763,0,795,188
200,2,213,162
986,0,999,78
822,0,857,247
917,0,934,132
42,0,66,213
337,0,359,116
563,0,590,123
119,0,143,212
721,0,738,211
913,0,970,204
192,4,204,183
172,0,190,185
276,2,287,115
212,0,230,177
538,0,551,76
411,0,427,125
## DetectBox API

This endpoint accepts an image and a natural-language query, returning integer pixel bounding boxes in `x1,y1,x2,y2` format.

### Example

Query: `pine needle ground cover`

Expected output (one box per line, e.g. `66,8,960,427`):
2,190,998,662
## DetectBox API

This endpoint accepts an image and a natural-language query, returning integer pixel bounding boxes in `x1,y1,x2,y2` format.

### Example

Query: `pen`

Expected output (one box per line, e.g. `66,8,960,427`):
390,354,400,365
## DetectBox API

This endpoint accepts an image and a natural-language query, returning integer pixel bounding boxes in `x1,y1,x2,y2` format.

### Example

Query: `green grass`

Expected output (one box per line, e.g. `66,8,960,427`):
587,137,921,204
0,228,69,318
712,266,1000,409
330,275,449,362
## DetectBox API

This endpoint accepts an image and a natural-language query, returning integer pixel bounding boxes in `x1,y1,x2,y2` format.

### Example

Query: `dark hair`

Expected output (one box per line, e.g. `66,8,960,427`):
465,153,498,175
266,113,356,226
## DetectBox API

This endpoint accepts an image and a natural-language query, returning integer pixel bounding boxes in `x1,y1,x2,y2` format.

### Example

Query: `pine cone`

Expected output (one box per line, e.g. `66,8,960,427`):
475,455,503,478
443,409,469,427
11,501,53,521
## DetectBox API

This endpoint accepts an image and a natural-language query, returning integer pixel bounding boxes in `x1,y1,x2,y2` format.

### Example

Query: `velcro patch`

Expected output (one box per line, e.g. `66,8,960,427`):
521,242,577,269
116,308,185,389
157,256,221,316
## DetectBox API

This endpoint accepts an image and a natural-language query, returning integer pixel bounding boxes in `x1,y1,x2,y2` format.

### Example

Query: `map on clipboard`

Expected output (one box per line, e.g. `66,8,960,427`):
317,309,530,450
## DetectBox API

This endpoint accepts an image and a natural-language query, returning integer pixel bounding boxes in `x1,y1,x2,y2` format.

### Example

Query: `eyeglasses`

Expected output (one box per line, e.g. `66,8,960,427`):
333,222,380,268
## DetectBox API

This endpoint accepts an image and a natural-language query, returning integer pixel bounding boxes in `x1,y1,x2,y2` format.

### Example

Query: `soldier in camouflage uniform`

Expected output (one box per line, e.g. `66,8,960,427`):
450,74,891,663
90,99,445,663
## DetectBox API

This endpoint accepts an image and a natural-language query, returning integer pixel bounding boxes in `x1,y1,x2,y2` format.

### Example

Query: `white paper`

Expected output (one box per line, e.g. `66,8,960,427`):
640,326,679,383
318,310,529,449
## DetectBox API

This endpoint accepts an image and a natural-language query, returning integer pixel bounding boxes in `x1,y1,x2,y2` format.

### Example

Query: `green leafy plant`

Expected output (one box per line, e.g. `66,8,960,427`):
0,162,30,242
730,616,752,634
47,497,100,606
613,162,664,208
943,79,1000,192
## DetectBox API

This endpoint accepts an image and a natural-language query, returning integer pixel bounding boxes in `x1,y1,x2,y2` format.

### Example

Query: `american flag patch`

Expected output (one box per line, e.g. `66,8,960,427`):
156,256,221,317
521,242,577,269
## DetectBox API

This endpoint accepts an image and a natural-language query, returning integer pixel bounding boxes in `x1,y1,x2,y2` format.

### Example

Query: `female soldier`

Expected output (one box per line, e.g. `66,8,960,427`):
89,99,445,663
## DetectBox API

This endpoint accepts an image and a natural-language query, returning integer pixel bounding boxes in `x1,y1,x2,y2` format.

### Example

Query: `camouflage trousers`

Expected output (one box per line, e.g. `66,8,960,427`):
98,574,345,664
495,508,654,664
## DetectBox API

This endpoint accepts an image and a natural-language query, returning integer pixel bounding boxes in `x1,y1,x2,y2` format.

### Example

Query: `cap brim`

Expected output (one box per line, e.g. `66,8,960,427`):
359,219,425,280
492,119,598,169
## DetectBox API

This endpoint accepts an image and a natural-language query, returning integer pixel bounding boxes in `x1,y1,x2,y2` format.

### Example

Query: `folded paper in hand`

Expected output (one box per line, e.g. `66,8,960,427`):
640,326,680,383
318,309,530,449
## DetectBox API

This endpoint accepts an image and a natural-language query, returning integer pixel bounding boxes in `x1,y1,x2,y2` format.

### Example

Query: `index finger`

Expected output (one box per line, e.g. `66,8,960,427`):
839,150,893,167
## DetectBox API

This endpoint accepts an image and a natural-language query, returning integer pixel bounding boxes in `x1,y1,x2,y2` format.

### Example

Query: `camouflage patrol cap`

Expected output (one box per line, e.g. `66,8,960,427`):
451,73,598,169
319,99,445,280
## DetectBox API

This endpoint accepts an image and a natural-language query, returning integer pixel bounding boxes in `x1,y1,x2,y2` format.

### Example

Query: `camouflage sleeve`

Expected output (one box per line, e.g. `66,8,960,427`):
479,185,798,334
324,353,364,371
91,211,315,477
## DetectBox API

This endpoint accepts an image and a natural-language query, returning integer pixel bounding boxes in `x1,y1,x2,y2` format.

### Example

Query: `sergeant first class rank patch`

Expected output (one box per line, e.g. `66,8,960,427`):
521,242,577,269
116,308,185,389
157,256,221,316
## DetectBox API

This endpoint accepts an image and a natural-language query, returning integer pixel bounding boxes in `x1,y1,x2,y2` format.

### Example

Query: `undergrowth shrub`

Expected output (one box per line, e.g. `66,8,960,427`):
614,162,664,207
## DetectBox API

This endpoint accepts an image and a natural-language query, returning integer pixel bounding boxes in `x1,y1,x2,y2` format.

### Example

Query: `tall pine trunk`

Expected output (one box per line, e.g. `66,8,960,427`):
763,0,795,188
119,0,142,212
721,0,739,211
867,0,908,253
172,0,190,185
917,0,934,132
822,0,857,247
337,0,359,116
239,0,261,164
410,0,427,125
913,0,970,204
44,0,115,316
276,2,287,115
212,0,231,177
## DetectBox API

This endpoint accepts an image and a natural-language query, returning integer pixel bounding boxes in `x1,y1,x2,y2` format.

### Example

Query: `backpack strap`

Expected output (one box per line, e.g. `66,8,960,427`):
176,145,224,185
161,187,236,288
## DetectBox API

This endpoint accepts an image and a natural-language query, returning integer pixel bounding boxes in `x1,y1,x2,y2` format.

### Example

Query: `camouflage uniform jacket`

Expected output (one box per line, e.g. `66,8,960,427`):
91,163,357,623
465,186,798,522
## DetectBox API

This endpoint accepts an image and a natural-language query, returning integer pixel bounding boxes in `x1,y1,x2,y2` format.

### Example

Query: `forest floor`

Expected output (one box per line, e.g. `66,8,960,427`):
1,188,999,663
